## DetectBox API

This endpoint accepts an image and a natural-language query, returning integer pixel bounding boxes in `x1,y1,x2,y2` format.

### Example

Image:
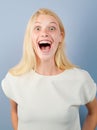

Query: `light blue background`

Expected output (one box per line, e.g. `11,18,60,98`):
0,0,97,129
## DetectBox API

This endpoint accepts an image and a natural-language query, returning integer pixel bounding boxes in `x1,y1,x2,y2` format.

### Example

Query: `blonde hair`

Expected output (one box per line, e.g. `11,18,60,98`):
10,8,75,76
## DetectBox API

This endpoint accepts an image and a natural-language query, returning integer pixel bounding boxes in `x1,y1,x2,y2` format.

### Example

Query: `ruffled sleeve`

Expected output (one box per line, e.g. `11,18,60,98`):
1,72,19,103
79,70,97,105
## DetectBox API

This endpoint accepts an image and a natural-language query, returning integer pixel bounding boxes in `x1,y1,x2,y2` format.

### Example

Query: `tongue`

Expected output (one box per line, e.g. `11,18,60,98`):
41,46,50,52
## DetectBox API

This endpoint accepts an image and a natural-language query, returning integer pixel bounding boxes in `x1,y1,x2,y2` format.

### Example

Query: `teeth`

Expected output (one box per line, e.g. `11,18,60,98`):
39,41,51,44
39,43,50,45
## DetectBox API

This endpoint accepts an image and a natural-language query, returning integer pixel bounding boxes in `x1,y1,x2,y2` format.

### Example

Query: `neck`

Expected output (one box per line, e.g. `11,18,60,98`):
35,59,62,75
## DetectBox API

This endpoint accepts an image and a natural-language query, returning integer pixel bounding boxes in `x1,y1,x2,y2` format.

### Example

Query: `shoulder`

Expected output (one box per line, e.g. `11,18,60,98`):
69,68,93,81
3,70,33,83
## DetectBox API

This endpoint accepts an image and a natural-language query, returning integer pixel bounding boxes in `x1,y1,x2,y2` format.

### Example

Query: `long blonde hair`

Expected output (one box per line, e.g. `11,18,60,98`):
10,8,75,76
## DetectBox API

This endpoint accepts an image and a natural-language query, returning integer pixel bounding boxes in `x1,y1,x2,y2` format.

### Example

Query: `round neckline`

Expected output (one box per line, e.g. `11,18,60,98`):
31,67,75,79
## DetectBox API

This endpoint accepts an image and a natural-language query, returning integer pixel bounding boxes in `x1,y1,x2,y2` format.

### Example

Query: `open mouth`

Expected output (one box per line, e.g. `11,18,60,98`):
38,42,51,52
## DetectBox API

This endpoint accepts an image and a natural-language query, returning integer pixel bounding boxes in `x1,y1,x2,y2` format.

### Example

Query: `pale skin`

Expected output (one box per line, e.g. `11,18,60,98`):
10,14,97,130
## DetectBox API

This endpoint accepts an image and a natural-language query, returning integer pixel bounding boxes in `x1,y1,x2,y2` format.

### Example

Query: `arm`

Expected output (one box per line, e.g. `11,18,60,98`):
10,100,18,130
82,97,97,130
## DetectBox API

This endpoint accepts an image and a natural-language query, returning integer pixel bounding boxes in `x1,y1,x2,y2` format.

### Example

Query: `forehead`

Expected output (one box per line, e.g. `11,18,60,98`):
33,14,59,25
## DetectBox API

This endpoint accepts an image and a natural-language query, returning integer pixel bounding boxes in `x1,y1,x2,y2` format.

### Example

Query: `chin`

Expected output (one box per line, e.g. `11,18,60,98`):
38,55,53,61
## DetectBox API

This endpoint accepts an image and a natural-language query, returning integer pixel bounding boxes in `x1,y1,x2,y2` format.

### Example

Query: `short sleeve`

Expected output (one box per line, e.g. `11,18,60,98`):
1,72,18,103
79,70,97,105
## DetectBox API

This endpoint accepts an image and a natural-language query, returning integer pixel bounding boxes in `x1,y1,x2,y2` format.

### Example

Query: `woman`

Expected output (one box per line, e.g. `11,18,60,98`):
2,8,97,130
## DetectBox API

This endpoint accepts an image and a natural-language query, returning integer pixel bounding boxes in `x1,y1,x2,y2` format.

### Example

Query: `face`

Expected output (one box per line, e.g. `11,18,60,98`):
31,14,62,61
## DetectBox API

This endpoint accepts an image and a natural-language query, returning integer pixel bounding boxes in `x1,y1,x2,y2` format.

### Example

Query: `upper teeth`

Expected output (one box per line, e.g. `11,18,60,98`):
39,41,51,44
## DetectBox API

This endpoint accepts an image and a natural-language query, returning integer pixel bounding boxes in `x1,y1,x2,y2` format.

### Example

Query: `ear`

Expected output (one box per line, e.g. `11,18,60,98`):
59,32,64,42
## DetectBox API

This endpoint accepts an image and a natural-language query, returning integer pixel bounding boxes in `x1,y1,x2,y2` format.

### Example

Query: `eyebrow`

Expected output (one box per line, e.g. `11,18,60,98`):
34,22,41,24
50,22,57,25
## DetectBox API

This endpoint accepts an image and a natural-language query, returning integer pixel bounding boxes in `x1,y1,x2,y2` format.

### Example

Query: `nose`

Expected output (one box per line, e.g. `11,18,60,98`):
41,29,49,37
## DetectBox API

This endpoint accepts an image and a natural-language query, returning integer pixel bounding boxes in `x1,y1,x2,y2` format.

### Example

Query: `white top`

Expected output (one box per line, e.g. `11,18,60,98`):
1,68,97,130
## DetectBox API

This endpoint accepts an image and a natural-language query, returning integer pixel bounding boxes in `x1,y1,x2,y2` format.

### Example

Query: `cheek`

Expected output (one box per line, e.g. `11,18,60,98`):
31,30,38,41
53,32,61,43
31,34,37,47
31,33,35,42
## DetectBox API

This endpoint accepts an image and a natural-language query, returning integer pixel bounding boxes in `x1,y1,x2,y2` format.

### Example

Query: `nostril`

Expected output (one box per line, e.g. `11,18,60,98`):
41,34,48,37
45,34,48,37
41,31,49,37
